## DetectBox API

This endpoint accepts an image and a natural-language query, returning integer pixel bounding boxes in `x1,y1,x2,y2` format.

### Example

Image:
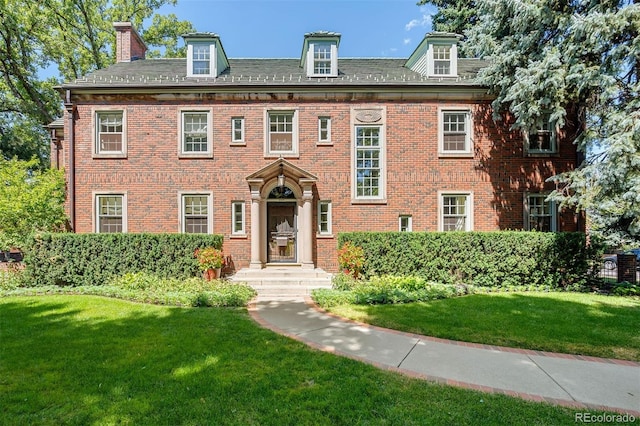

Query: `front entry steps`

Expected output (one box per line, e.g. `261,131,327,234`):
229,266,333,298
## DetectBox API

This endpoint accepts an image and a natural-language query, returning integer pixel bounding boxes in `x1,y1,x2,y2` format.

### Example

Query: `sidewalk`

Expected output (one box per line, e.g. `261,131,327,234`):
248,297,640,415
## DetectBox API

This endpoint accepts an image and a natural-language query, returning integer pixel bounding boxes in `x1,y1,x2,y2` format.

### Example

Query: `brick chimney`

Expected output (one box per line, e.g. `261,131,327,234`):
113,22,147,63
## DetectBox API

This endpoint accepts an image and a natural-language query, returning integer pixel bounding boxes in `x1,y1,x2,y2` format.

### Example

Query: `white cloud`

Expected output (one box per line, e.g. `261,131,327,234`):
403,38,411,45
405,13,432,31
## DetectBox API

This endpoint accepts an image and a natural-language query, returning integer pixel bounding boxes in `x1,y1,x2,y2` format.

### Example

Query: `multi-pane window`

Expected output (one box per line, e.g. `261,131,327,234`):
96,111,124,153
313,43,332,75
182,112,209,153
433,45,451,75
441,111,470,153
192,43,211,75
96,195,124,233
528,116,556,153
355,126,382,198
268,111,295,153
182,195,210,233
232,117,244,143
318,117,331,143
527,194,556,231
318,201,332,235
399,215,412,232
231,201,245,235
441,194,471,231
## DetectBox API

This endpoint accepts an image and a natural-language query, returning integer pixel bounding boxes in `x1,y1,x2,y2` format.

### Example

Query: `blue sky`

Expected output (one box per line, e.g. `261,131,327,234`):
155,0,437,58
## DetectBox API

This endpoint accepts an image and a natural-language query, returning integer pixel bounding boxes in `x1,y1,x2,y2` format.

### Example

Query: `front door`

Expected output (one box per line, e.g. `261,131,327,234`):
267,202,297,263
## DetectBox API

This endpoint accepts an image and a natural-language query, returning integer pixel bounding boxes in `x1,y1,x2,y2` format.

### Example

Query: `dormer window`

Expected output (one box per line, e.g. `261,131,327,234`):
183,33,229,78
301,31,340,77
405,32,462,78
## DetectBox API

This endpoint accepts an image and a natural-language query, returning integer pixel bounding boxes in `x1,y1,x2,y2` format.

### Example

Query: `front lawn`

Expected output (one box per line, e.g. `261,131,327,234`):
319,292,640,361
0,295,592,425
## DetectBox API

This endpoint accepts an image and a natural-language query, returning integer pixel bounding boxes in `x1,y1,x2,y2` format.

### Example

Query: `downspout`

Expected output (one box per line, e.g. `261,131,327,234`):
64,89,76,232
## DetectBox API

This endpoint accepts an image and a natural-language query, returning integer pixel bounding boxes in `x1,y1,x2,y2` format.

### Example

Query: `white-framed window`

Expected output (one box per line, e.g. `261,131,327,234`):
179,193,212,234
265,110,298,156
189,42,212,76
231,117,244,144
439,192,473,231
306,41,338,77
439,108,472,156
95,110,126,156
179,109,212,156
525,194,557,232
95,193,126,233
354,126,383,199
318,116,331,144
399,215,412,232
317,201,332,235
433,45,451,75
231,201,245,235
526,116,557,154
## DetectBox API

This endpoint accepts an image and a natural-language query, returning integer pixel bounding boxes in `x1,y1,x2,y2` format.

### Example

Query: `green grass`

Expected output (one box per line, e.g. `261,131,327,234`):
0,295,599,425
321,292,640,361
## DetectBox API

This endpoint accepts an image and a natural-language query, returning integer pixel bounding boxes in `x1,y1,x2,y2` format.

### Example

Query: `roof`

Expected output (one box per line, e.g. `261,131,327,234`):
61,57,488,90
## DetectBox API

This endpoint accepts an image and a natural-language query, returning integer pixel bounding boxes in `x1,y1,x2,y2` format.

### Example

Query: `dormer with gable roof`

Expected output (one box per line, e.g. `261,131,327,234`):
300,31,341,77
405,32,463,78
183,32,229,77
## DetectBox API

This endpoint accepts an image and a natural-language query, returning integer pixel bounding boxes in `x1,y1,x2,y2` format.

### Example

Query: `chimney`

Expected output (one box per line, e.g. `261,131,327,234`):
113,22,147,63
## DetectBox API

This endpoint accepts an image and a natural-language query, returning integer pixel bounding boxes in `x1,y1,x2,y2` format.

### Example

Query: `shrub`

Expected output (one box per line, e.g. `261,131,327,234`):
0,267,27,291
338,231,602,289
24,233,224,287
337,241,364,277
195,247,225,270
331,272,359,291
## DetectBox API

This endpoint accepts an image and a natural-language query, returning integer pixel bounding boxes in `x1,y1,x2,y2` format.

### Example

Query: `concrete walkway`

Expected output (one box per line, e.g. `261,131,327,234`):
249,296,640,415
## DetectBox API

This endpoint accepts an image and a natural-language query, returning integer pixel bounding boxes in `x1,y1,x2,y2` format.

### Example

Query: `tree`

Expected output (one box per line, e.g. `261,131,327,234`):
459,0,640,245
0,158,68,250
417,0,477,36
0,0,195,167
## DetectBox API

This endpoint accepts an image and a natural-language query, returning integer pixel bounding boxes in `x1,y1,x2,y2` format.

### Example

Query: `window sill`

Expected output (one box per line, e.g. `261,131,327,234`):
178,153,214,159
264,153,299,159
316,233,334,239
351,198,387,205
438,152,474,158
230,234,248,239
525,151,559,157
93,153,127,159
316,142,333,146
230,142,246,146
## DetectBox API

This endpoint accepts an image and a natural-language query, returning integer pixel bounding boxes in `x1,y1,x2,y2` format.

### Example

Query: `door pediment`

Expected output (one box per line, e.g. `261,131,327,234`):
245,158,318,183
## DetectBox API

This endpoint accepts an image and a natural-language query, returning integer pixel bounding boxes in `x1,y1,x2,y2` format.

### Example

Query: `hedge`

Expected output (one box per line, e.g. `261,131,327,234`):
338,231,602,289
24,233,224,287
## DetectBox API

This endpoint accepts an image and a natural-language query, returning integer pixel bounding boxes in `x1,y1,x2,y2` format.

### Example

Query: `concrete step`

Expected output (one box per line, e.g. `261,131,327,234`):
229,266,333,297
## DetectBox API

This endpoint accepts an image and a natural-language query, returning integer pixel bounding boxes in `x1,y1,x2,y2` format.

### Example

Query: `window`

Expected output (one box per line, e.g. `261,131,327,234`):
439,109,472,155
355,126,382,199
439,192,473,231
231,201,245,235
181,194,211,233
96,194,125,233
95,111,126,155
433,45,451,75
527,116,557,154
314,43,332,75
231,117,244,144
526,194,557,231
318,201,332,235
399,215,412,232
318,117,331,144
191,43,211,75
266,110,297,156
179,110,212,156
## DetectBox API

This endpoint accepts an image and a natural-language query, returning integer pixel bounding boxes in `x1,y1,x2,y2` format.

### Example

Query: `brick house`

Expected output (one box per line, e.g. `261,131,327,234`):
51,22,583,275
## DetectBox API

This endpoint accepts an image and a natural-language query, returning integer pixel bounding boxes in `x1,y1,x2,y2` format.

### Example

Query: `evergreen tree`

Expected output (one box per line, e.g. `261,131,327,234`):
463,0,640,245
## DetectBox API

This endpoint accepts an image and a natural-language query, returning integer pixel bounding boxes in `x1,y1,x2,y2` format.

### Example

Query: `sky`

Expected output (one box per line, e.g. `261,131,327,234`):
153,0,437,58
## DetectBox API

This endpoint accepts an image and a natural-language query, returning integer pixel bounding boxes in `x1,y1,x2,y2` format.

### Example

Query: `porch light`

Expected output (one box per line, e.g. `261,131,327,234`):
277,163,286,192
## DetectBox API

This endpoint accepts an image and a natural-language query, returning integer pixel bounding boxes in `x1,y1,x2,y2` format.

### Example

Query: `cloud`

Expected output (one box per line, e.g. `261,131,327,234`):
405,13,432,31
403,38,411,45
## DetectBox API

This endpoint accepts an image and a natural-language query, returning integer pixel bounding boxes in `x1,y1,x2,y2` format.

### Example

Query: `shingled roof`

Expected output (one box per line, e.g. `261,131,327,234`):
62,57,488,90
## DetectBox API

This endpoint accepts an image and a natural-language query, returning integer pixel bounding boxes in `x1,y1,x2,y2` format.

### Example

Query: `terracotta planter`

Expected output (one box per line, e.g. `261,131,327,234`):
203,268,222,281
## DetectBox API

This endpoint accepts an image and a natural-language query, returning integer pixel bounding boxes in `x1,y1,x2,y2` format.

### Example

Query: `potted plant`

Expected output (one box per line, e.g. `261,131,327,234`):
195,247,225,280
337,241,364,278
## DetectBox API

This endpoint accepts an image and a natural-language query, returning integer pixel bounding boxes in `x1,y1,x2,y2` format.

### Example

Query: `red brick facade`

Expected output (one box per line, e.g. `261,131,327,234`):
54,27,583,273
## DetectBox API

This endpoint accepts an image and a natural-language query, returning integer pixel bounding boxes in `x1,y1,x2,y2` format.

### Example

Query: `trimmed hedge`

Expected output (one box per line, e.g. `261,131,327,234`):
338,231,602,289
24,233,224,287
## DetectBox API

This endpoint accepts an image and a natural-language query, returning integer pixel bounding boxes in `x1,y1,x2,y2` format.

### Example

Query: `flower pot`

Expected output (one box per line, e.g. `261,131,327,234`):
203,268,222,281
